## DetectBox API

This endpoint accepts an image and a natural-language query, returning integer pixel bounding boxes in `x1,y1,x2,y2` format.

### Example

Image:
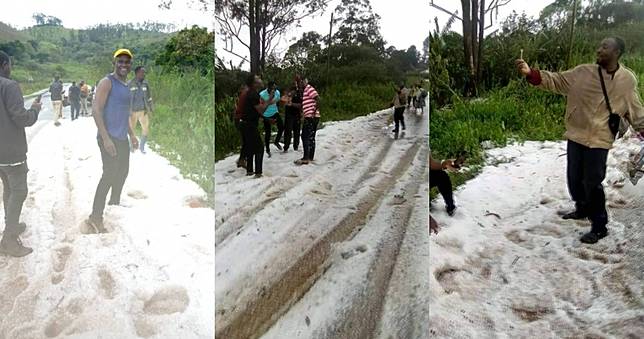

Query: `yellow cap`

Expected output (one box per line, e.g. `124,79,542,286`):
113,48,133,59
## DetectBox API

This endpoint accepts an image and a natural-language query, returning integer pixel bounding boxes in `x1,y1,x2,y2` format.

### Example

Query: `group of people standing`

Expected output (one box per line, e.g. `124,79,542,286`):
234,74,320,178
49,77,91,125
0,48,153,256
391,82,427,138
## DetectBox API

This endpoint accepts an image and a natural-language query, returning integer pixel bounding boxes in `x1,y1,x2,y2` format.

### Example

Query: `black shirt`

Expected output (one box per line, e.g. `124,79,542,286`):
285,90,302,116
69,85,81,100
243,89,261,124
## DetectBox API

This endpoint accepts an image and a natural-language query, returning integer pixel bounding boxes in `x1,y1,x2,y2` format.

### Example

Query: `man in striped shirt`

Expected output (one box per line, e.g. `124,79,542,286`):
295,78,320,165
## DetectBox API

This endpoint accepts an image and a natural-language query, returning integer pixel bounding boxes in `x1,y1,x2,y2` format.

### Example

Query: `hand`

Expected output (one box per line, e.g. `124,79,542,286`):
130,136,139,152
442,159,457,171
515,59,531,76
429,216,440,235
103,137,117,157
30,101,42,112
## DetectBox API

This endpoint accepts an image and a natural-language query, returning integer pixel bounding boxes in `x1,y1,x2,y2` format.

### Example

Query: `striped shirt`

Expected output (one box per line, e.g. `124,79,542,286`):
302,84,319,118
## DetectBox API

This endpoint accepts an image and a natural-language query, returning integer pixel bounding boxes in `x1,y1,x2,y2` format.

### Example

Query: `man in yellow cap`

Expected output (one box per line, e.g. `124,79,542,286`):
86,48,138,233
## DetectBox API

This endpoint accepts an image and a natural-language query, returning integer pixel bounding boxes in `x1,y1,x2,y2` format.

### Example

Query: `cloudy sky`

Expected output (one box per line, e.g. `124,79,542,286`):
0,0,213,30
215,0,431,69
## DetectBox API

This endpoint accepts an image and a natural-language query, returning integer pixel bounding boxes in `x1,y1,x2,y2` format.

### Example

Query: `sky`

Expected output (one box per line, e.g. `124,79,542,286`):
215,0,431,70
430,0,554,35
0,0,213,31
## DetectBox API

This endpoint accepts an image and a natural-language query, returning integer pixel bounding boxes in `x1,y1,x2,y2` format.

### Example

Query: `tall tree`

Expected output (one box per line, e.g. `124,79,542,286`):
214,0,328,74
332,0,385,53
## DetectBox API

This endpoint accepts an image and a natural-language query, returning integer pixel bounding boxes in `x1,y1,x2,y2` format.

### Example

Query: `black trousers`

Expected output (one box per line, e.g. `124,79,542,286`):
567,140,609,232
234,119,246,162
71,100,80,120
91,137,130,220
242,121,264,174
0,163,28,237
302,117,319,161
430,169,455,209
394,107,406,132
263,114,284,154
283,112,301,151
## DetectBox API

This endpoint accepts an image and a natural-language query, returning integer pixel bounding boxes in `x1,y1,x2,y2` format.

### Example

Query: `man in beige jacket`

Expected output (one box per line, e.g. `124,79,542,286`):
516,37,644,244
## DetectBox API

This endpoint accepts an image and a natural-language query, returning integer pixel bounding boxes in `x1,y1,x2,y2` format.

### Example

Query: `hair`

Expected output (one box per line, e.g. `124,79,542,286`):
134,66,145,73
72,81,76,85
55,75,60,81
245,74,257,87
0,50,10,66
612,36,626,58
267,81,276,88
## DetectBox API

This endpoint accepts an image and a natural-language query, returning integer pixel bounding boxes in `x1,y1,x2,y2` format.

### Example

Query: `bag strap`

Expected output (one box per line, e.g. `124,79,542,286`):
598,65,613,115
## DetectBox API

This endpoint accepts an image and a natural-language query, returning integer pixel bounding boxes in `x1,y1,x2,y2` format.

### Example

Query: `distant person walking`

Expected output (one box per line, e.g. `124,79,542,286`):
242,74,276,178
260,81,284,157
86,48,139,233
415,85,427,114
391,85,406,137
234,84,249,168
129,66,153,154
283,82,302,153
50,76,63,126
295,78,320,165
0,51,42,257
516,37,644,244
80,80,90,116
69,81,81,121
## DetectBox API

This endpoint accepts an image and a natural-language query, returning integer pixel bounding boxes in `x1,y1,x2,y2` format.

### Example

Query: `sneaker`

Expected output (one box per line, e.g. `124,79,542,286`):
86,217,108,233
246,171,255,176
580,231,608,244
562,211,588,220
254,173,263,178
0,234,33,257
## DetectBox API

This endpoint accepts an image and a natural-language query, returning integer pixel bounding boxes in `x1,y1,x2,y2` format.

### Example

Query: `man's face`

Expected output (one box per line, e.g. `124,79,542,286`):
0,59,11,77
254,76,263,90
136,68,146,80
114,55,132,77
596,38,619,65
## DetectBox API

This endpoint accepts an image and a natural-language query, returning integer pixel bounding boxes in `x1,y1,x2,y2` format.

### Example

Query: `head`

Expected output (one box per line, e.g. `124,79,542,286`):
112,49,133,78
134,66,146,81
0,51,11,78
267,81,276,92
72,81,76,86
246,74,263,91
597,37,625,66
54,75,60,82
80,80,85,86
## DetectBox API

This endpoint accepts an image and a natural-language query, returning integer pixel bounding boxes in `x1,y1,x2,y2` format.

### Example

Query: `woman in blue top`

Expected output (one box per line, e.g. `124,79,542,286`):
259,81,284,157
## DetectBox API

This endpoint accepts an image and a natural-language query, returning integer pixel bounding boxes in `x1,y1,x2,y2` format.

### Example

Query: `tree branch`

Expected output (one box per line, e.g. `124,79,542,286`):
430,1,463,21
222,46,250,63
215,9,250,50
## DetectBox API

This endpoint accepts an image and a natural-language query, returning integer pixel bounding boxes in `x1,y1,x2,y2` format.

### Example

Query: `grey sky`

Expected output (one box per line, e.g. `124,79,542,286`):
0,0,213,31
430,0,554,35
216,0,431,69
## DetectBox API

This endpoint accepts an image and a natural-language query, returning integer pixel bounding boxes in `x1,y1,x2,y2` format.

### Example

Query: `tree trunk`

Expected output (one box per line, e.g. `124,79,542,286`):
461,0,474,96
471,0,479,96
249,0,261,74
477,0,485,93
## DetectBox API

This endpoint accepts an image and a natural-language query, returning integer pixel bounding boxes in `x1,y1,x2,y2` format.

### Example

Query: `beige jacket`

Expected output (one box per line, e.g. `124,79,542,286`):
535,63,644,149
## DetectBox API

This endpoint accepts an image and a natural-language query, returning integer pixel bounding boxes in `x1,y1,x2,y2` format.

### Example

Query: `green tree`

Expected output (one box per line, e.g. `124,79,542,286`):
156,26,214,74
332,0,386,53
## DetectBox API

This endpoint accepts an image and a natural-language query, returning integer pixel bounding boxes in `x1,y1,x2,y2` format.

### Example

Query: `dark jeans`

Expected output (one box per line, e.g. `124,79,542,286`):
234,119,246,162
302,117,319,161
71,99,81,120
430,169,455,209
263,114,284,154
91,137,130,220
283,112,301,151
394,107,406,132
567,140,609,232
0,163,28,237
242,121,264,174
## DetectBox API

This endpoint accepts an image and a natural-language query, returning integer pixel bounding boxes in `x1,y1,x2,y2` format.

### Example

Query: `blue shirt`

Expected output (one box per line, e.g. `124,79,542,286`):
259,89,280,118
101,74,131,140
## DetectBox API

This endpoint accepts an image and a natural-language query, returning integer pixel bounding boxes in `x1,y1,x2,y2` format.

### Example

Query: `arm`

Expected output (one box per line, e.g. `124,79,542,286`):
92,78,116,154
4,82,40,127
623,81,644,135
430,156,454,170
516,59,578,95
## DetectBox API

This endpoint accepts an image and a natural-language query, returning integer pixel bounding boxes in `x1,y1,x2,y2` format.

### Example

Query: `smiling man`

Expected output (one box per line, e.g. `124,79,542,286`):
516,37,644,244
86,49,139,233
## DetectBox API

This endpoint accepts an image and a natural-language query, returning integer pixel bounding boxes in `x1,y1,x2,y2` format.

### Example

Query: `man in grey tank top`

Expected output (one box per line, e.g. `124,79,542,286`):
85,48,139,233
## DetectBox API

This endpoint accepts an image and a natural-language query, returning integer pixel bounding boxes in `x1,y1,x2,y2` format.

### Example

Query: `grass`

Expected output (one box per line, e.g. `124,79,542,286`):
145,70,214,203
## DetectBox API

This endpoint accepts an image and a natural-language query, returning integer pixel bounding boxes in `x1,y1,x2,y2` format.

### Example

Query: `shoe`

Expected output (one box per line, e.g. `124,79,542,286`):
86,217,108,233
580,231,608,244
54,121,61,126
562,211,588,220
295,159,310,166
236,158,245,168
294,146,299,151
283,149,289,153
0,235,32,257
273,142,283,151
402,126,406,130
17,222,26,235
140,135,147,153
447,205,457,217
246,171,255,176
254,173,263,178
267,152,272,158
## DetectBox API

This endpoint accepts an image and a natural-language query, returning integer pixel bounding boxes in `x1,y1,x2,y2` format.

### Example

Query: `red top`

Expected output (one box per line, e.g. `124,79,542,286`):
234,88,248,120
526,68,542,86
